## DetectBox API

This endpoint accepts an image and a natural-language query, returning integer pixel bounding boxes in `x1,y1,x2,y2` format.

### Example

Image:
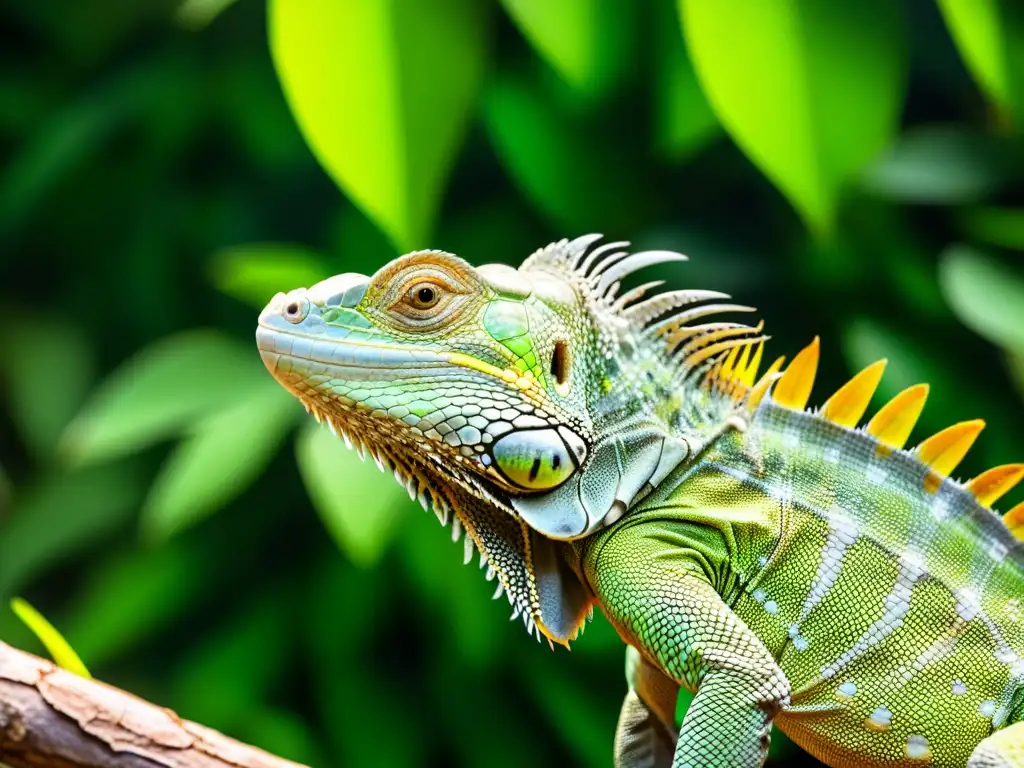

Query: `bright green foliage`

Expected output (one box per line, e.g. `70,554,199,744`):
937,0,1024,125
11,597,91,678
679,0,906,234
295,421,413,567
269,0,491,252
499,0,636,97
939,245,1024,352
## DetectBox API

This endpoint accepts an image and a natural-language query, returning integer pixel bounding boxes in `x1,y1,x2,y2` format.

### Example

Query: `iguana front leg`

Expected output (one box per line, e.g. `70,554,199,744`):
615,646,679,768
589,525,790,768
970,722,1024,767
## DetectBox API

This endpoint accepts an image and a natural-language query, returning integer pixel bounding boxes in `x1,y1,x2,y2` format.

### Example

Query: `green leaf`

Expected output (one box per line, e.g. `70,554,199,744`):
60,330,261,467
58,544,205,665
654,0,719,161
173,592,291,731
0,320,94,461
939,245,1024,352
936,0,1024,123
482,68,656,232
269,0,491,251
295,420,411,567
860,126,1009,204
679,0,906,234
10,597,91,678
209,243,331,310
140,379,300,542
175,0,240,30
0,464,143,598
958,206,1024,250
498,0,635,97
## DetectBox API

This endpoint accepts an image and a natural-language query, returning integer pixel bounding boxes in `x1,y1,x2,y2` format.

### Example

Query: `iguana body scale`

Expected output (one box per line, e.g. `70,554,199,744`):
256,235,1024,767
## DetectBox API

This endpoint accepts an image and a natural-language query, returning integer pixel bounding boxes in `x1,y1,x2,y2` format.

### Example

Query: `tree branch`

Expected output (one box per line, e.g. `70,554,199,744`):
0,641,309,768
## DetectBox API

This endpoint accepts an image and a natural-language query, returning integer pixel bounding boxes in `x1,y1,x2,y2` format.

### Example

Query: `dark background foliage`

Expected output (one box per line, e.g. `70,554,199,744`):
1,1,1023,765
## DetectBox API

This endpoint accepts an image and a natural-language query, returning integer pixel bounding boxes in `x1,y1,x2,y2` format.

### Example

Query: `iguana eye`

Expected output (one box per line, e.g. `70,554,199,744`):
408,283,440,309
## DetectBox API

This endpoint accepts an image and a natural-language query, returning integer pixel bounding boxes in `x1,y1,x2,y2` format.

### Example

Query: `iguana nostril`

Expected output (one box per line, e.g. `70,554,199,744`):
283,297,309,324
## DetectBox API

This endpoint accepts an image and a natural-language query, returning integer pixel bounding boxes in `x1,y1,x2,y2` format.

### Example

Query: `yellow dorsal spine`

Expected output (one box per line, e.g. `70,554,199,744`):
1005,501,1024,542
821,360,888,428
915,419,986,477
774,337,820,410
747,355,786,410
865,384,930,449
965,464,1024,508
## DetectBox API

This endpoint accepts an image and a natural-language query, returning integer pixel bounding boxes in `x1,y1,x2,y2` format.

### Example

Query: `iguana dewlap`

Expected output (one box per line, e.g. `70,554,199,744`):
256,235,1024,767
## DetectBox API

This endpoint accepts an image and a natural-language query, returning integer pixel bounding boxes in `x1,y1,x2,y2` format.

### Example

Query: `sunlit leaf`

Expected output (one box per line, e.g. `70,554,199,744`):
60,330,261,467
654,0,719,161
141,379,300,542
59,544,205,665
10,597,91,678
482,68,656,232
679,0,906,234
295,420,411,567
269,0,491,251
0,320,94,460
861,126,1009,204
175,0,240,30
939,245,1024,352
0,464,142,598
958,206,1024,250
498,0,635,97
936,0,1024,123
209,243,331,309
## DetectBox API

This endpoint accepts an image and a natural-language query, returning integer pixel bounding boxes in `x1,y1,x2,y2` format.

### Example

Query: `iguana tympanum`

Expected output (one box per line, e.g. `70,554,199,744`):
256,235,1024,767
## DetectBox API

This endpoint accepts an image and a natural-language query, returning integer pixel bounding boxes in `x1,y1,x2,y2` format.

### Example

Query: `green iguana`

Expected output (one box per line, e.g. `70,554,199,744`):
256,235,1024,767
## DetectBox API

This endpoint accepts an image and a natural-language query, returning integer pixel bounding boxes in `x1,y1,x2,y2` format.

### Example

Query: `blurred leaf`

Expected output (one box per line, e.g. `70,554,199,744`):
936,0,1024,123
10,597,91,678
295,421,411,566
841,316,988,435
654,0,719,161
0,464,142,598
238,708,326,767
269,0,491,251
523,661,613,767
60,544,205,665
861,125,1010,204
0,320,94,460
958,206,1024,249
398,511,505,669
679,0,906,234
0,463,9,517
174,592,291,731
60,330,261,467
175,0,240,30
0,90,121,236
939,245,1024,351
499,0,635,98
141,379,299,542
483,68,656,232
1008,350,1024,403
209,243,331,309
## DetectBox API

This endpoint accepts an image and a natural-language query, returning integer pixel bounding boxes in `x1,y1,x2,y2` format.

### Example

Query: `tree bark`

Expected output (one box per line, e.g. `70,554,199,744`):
0,641,309,768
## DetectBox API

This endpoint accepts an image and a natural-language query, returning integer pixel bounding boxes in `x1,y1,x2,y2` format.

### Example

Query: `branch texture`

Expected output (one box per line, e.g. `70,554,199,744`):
0,641,309,768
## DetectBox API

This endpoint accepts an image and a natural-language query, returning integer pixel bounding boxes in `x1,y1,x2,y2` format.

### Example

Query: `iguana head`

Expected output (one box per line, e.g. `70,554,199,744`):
256,234,767,645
